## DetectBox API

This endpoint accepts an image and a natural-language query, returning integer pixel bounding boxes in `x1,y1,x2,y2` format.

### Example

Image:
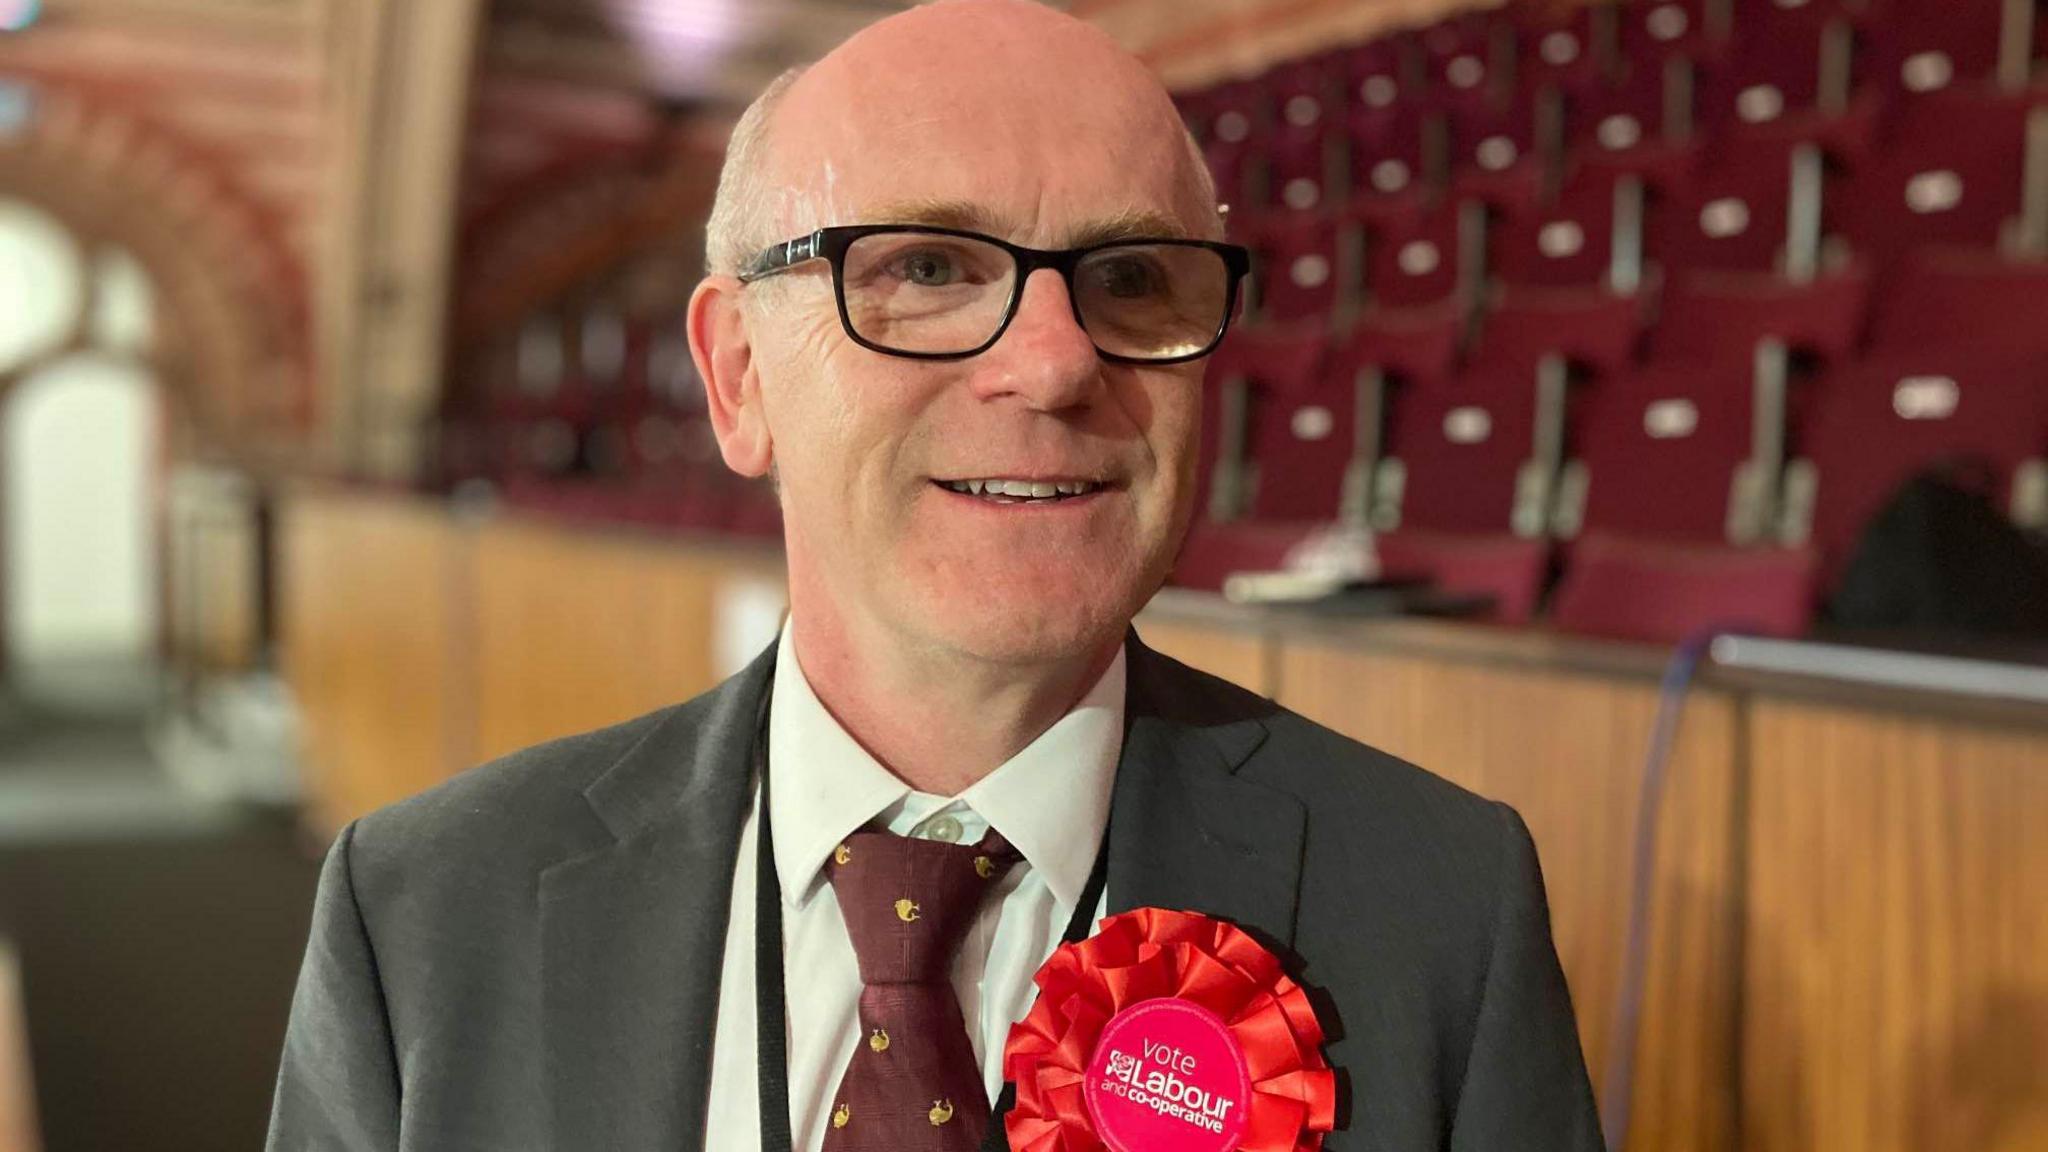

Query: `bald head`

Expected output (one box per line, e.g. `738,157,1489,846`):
704,0,1218,276
687,0,1231,693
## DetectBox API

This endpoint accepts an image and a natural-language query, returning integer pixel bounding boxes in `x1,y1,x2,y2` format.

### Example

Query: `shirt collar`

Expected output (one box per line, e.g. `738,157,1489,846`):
767,620,1125,911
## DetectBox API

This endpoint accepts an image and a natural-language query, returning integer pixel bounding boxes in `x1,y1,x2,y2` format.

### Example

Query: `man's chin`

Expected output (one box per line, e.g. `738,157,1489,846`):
891,538,1173,664
914,592,1135,670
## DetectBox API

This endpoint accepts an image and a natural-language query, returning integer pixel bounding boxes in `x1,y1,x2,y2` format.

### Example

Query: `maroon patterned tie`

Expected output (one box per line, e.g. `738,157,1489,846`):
820,825,1020,1151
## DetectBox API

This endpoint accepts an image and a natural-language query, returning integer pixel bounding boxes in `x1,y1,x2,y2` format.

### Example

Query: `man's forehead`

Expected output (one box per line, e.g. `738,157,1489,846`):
850,198,1197,247
764,93,1210,243
757,0,1211,242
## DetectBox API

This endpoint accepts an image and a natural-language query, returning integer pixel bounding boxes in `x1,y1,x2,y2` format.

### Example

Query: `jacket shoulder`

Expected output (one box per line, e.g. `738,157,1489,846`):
1136,640,1505,840
355,706,661,842
343,670,744,878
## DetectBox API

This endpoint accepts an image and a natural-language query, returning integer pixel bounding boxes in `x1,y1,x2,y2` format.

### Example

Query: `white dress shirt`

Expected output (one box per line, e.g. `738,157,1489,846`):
701,622,1124,1152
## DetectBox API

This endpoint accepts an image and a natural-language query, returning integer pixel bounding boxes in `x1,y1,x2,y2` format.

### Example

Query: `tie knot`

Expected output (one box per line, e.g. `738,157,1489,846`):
825,824,1019,984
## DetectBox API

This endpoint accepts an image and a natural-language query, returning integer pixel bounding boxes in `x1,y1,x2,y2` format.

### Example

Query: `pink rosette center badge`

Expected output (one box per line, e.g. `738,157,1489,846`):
1084,998,1250,1152
1004,908,1336,1152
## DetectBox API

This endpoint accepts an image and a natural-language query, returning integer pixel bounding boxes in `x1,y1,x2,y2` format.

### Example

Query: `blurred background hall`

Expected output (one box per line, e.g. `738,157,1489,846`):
0,0,2045,1148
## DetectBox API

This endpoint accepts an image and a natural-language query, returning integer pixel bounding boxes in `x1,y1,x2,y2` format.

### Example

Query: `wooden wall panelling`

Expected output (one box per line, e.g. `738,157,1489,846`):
469,518,783,762
279,487,470,832
1743,701,2048,1152
1276,638,1740,1152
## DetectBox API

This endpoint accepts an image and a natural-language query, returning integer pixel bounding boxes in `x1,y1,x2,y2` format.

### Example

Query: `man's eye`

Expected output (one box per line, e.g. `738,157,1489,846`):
896,251,958,286
1094,257,1161,299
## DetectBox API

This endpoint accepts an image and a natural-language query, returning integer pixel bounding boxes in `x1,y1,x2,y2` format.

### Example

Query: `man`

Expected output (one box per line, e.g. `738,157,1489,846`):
268,2,1602,1149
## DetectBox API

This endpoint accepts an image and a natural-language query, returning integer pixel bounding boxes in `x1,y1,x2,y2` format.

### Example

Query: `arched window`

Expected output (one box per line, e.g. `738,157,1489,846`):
0,196,163,684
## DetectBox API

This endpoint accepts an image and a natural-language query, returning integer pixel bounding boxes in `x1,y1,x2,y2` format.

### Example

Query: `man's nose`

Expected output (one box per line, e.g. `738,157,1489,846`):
968,268,1103,410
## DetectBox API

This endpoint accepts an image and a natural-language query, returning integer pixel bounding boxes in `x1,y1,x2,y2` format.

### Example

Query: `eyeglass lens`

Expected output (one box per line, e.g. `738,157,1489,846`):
840,232,1230,360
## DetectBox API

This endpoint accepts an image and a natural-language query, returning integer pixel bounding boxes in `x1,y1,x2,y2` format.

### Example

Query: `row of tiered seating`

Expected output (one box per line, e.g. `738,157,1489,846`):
1181,251,2048,629
437,316,783,537
1189,0,2046,289
1174,0,2048,643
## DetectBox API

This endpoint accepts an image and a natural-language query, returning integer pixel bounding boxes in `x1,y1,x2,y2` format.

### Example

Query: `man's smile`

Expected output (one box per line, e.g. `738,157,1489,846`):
932,477,1108,504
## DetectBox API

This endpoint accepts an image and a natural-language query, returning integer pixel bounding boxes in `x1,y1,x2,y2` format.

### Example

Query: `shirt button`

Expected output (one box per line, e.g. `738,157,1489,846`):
922,815,964,843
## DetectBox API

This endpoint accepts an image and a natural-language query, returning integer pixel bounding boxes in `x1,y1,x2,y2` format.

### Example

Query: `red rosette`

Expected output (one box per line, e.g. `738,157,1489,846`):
1003,907,1337,1152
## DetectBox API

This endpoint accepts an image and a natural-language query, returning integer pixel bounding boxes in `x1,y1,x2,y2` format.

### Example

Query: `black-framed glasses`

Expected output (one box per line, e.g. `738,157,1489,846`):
736,224,1250,365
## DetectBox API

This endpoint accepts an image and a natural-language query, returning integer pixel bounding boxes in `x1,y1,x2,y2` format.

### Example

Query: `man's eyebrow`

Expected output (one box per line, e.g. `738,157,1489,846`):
856,200,1194,246
861,198,1014,235
1066,209,1193,247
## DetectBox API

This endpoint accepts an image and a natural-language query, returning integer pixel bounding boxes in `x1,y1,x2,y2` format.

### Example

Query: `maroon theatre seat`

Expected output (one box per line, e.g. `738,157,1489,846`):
1864,250,2048,358
1442,93,1548,210
1617,0,1726,60
1696,11,1882,155
1184,79,1263,148
1256,61,1338,215
1337,36,1415,117
1245,212,1348,322
1570,361,1759,542
1343,299,1465,384
1489,170,1625,289
1343,102,1435,206
1417,11,1503,99
1238,329,1350,522
1566,60,1700,190
1196,324,1331,520
1552,531,1820,644
1512,2,1611,96
1375,530,1552,624
1262,55,1334,122
1728,0,1862,33
1649,135,1801,273
1797,348,2048,561
1359,198,1465,308
1649,264,1871,365
1379,373,1540,533
1169,520,1321,592
1335,301,1466,520
1829,90,2035,261
1258,126,1336,216
1861,0,2011,98
1468,289,1643,377
1694,16,1831,137
1374,292,1639,534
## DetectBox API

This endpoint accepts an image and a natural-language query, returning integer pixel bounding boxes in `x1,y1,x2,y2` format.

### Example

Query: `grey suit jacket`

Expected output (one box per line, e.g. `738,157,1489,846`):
268,634,1602,1151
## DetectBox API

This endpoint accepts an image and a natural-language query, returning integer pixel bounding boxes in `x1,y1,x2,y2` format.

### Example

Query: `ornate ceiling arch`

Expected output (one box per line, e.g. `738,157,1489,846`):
0,78,314,468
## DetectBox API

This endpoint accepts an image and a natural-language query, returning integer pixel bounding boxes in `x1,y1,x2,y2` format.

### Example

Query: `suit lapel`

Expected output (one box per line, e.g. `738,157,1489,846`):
988,636,1306,1152
1107,634,1307,955
529,634,1303,1150
537,643,775,1150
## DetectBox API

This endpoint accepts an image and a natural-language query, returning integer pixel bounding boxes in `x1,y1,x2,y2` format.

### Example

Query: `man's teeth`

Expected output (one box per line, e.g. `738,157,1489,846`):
941,479,1102,499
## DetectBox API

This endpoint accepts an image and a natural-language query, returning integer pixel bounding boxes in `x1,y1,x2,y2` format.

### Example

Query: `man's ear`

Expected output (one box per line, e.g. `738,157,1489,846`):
688,276,774,478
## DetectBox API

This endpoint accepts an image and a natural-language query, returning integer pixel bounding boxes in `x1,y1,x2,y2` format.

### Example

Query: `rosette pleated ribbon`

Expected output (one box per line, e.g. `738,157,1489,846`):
1002,908,1337,1152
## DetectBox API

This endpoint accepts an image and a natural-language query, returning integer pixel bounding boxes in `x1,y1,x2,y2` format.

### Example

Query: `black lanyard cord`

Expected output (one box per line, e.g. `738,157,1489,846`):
752,713,1109,1152
756,739,797,1152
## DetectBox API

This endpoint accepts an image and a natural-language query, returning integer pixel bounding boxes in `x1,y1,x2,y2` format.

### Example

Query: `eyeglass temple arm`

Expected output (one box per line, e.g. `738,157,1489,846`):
737,232,824,282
